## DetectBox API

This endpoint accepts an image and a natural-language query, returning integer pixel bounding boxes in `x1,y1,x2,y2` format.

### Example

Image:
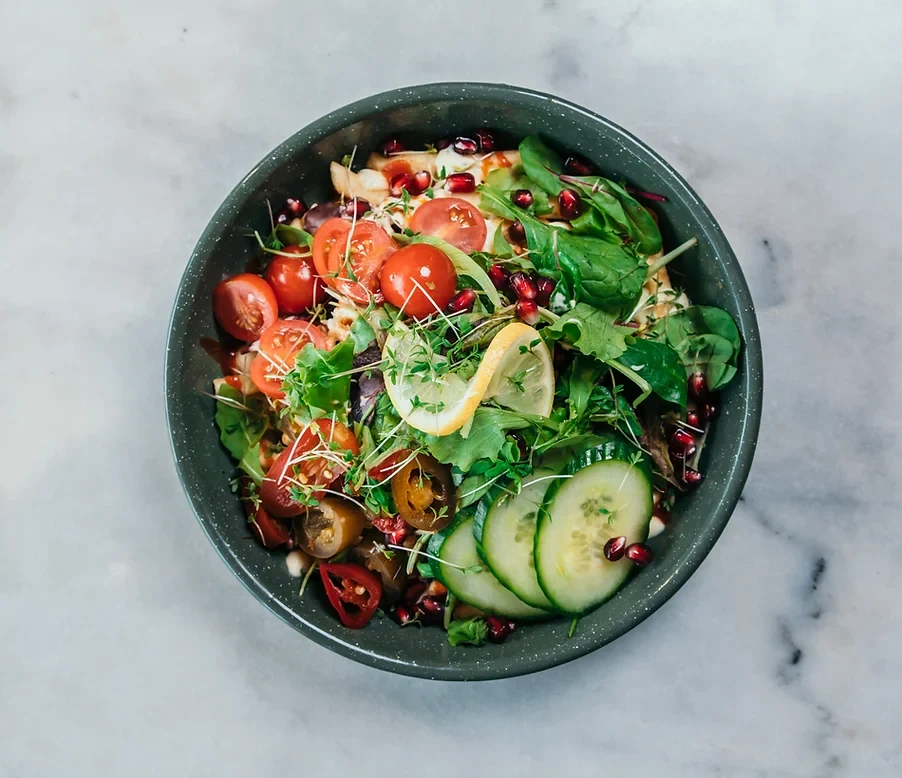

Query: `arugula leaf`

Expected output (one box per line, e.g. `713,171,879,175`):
422,408,535,471
239,443,265,484
519,135,662,254
559,356,643,439
614,338,687,408
649,305,741,390
395,233,502,310
447,617,488,647
214,383,267,462
349,315,376,354
545,304,632,363
479,187,645,314
484,166,553,215
282,339,355,420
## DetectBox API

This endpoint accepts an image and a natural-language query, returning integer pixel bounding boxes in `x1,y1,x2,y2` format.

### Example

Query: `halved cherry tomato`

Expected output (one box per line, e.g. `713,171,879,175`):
250,319,329,398
260,420,359,518
213,273,278,341
408,197,487,253
249,505,292,549
312,218,396,304
380,244,457,319
368,449,412,481
319,562,382,628
265,245,325,314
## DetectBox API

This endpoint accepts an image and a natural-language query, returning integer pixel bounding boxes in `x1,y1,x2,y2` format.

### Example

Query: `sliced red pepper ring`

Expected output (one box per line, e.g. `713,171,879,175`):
319,562,383,629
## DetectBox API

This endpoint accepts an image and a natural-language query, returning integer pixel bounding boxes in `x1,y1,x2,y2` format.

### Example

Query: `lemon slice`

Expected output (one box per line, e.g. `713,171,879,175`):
383,321,554,436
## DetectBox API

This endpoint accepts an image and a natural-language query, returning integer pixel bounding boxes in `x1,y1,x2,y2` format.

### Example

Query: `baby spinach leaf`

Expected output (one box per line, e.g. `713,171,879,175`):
519,135,662,254
484,165,553,215
614,338,687,408
214,383,267,463
649,305,741,390
276,223,314,249
282,338,355,420
479,187,645,314
349,315,377,354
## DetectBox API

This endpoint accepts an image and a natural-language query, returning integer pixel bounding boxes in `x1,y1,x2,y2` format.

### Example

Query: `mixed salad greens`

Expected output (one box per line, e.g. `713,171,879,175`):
208,130,741,645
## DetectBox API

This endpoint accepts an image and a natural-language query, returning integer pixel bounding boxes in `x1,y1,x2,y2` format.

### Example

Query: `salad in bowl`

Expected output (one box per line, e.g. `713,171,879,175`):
207,130,742,647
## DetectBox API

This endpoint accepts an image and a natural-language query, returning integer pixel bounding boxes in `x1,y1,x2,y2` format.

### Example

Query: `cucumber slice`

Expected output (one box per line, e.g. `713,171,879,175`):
474,469,557,611
535,437,653,615
428,514,547,620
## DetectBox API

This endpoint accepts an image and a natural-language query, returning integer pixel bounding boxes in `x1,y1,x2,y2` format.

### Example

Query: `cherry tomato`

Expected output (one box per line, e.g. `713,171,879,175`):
380,244,457,319
213,273,278,341
408,197,487,253
265,245,325,314
368,449,412,481
250,319,328,398
249,505,292,549
319,562,382,628
260,420,359,518
312,218,396,304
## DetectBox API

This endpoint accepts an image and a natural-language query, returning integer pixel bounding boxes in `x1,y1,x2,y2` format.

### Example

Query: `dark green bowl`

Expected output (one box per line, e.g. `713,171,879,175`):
165,83,762,680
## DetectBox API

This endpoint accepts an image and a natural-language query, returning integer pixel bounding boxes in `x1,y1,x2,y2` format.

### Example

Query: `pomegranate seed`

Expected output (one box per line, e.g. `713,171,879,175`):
688,371,708,401
475,128,496,151
390,173,413,197
286,197,306,214
681,466,704,489
653,504,671,524
447,288,477,313
410,170,431,195
487,264,509,289
604,536,627,561
378,137,404,156
275,210,290,225
511,189,534,209
686,409,702,429
508,220,526,244
445,172,476,193
402,579,427,605
625,543,654,566
419,596,444,615
509,271,537,301
669,428,697,460
436,137,452,150
703,398,720,423
516,300,539,325
558,188,583,220
486,616,516,644
344,198,370,219
535,276,556,307
391,605,418,626
452,136,478,155
509,432,529,461
564,154,594,176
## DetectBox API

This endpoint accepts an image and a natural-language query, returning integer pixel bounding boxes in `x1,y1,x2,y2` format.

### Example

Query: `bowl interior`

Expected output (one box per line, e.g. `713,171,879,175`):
165,84,762,680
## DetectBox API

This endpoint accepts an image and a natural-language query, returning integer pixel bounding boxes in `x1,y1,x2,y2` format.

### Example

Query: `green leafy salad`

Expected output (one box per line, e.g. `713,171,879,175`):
206,129,741,645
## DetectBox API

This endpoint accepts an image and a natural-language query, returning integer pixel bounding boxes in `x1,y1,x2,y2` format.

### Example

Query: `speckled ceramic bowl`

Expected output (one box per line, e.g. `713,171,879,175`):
165,83,762,680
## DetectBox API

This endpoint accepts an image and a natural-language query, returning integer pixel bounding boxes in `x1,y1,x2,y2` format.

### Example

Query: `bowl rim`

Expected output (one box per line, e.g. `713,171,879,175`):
165,81,763,681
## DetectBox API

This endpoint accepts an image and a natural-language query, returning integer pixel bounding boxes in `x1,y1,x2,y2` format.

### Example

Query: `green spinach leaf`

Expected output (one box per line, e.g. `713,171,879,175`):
545,304,632,363
649,305,741,390
349,315,377,354
214,383,267,462
484,165,553,215
614,338,687,408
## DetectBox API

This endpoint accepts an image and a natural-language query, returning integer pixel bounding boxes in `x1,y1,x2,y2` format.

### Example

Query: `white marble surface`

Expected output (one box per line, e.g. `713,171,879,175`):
3,1,901,775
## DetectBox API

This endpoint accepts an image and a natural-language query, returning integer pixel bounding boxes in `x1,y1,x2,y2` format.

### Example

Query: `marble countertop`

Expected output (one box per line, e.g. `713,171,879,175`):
3,1,901,775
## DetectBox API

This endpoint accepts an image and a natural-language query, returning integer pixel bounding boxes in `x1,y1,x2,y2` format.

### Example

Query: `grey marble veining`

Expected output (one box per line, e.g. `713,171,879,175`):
2,0,901,776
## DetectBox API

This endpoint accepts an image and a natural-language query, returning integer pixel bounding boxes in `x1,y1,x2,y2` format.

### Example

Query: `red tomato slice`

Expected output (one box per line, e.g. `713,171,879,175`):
368,449,413,481
249,505,292,548
380,244,457,319
265,245,326,314
260,420,359,517
312,218,396,304
213,273,278,341
408,198,487,253
250,319,328,398
319,562,382,628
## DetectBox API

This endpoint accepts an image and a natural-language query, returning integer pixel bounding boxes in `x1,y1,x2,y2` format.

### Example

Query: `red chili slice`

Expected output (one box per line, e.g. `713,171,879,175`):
319,563,383,629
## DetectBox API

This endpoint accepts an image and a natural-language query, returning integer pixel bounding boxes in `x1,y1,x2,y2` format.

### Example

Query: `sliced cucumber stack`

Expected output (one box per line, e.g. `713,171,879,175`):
428,514,548,620
535,435,654,616
474,469,557,611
